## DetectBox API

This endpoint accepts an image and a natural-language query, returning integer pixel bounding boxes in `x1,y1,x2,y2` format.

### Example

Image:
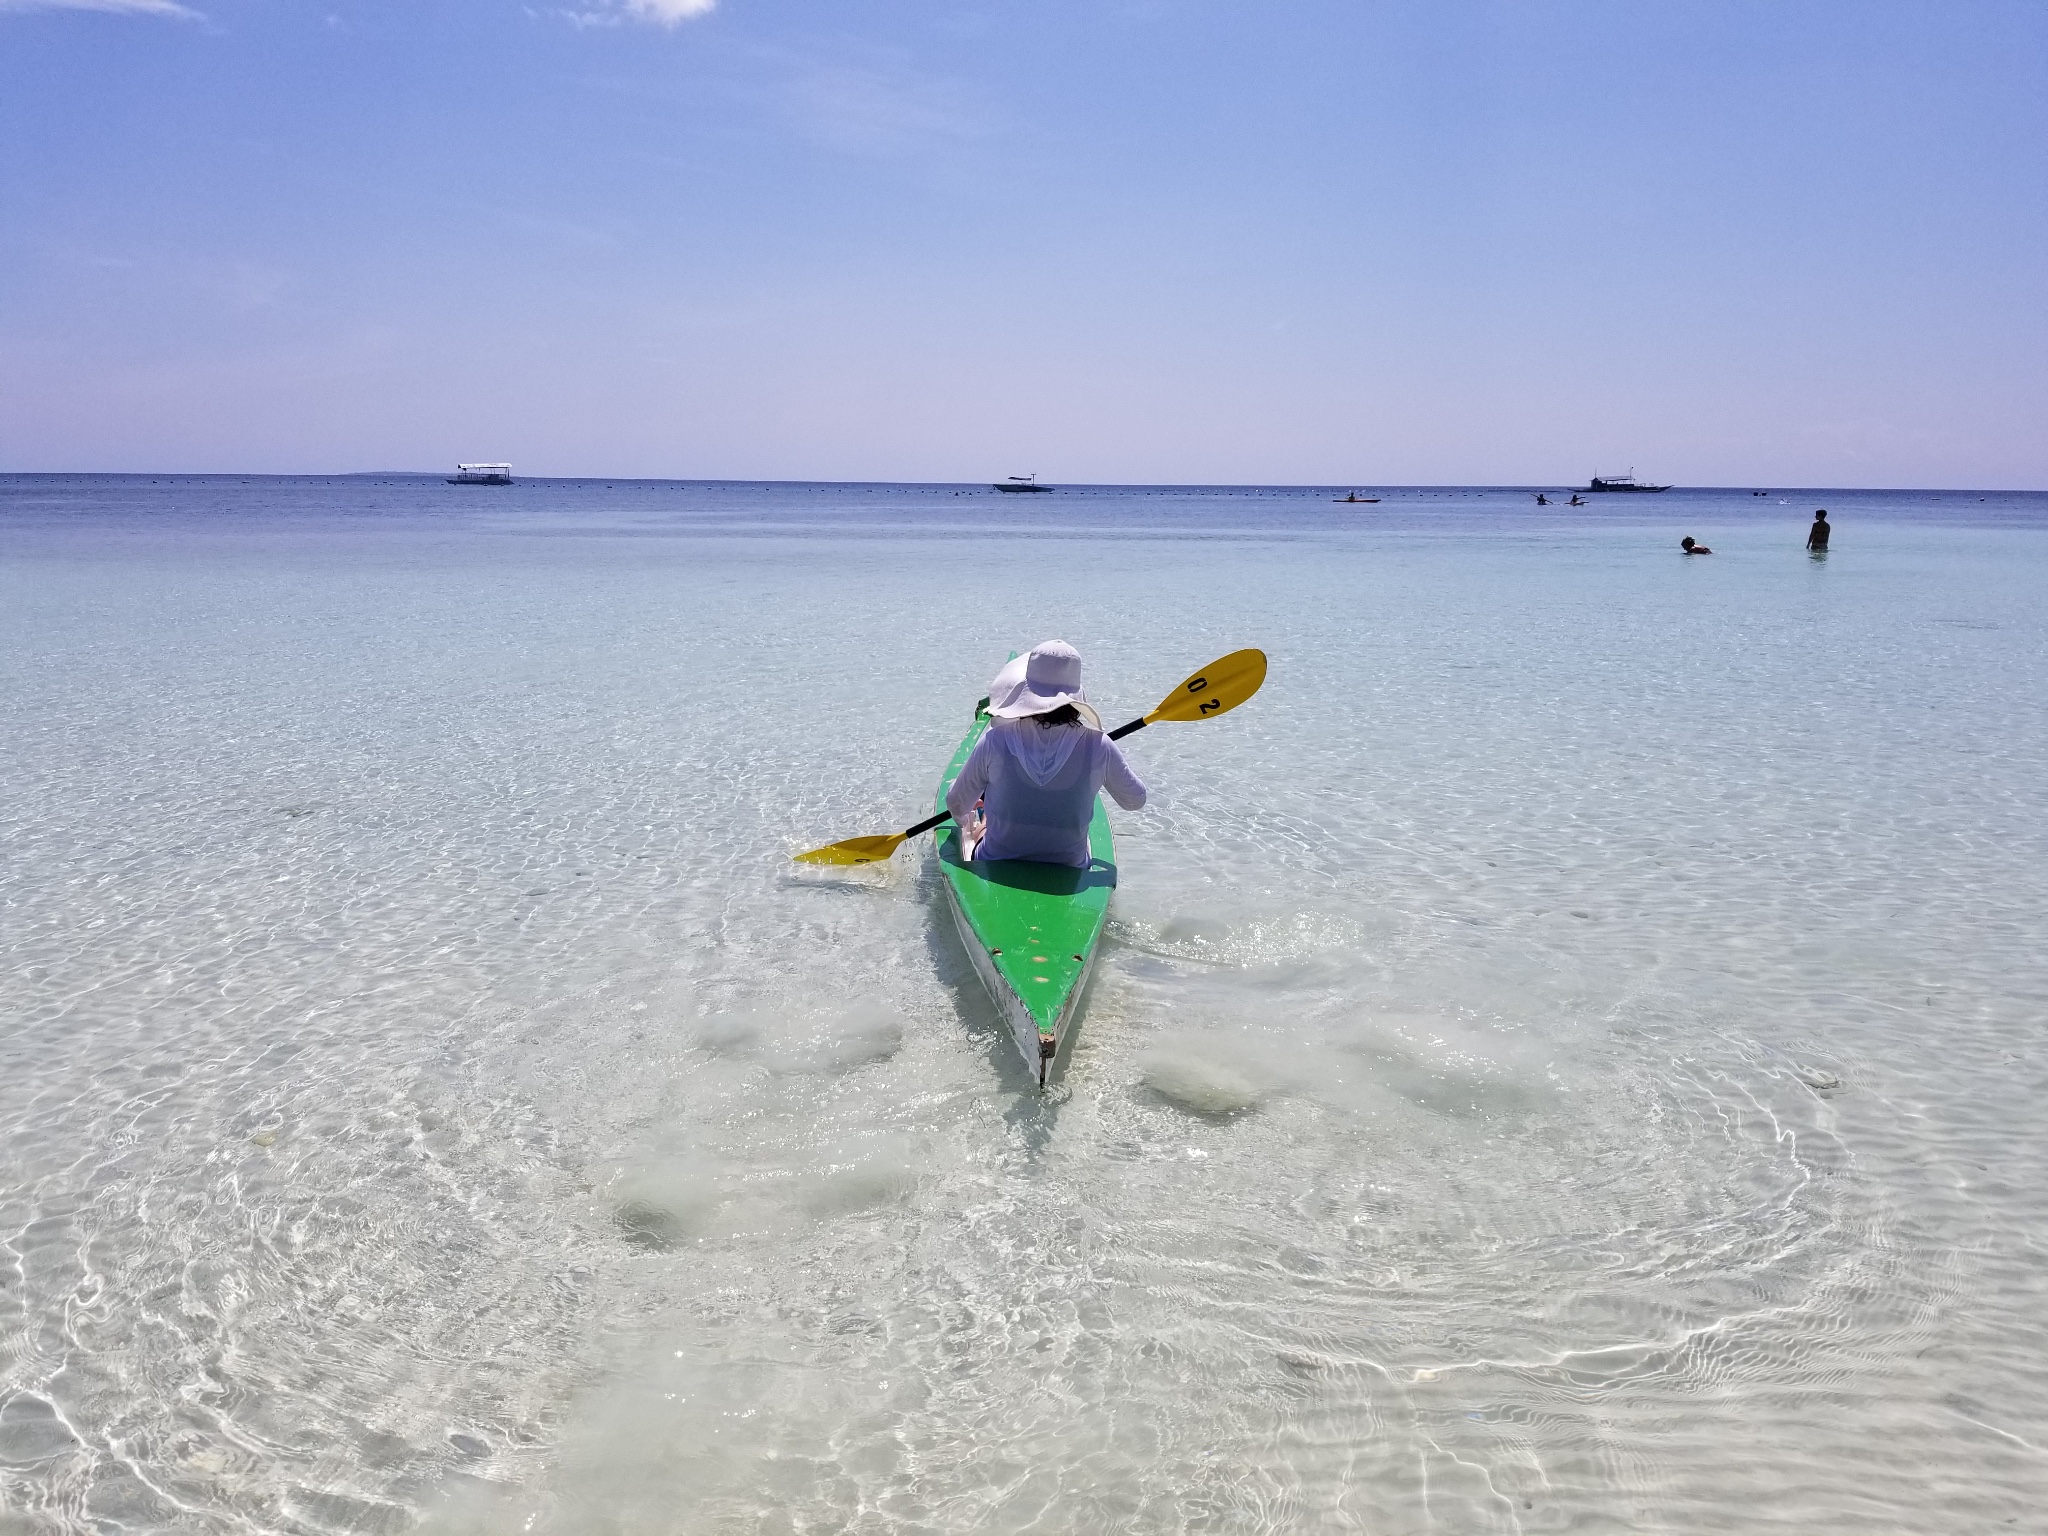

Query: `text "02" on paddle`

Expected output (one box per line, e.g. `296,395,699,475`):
1186,675,1223,714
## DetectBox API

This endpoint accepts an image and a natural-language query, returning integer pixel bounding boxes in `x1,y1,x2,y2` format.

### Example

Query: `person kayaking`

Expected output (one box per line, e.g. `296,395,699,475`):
945,641,1147,868
1807,509,1831,551
1681,536,1713,554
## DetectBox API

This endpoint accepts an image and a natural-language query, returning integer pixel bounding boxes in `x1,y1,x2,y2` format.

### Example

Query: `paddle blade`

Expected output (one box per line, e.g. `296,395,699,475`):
792,832,908,866
1146,648,1268,726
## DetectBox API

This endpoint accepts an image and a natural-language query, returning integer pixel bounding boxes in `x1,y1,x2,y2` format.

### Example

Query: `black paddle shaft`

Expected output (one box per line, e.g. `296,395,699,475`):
903,715,1146,841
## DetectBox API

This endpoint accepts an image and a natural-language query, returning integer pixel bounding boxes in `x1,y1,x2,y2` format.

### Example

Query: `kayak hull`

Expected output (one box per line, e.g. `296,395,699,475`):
935,708,1115,1089
941,885,1104,1088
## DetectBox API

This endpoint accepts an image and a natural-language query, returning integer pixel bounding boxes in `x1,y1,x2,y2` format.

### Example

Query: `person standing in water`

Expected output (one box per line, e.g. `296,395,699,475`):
1807,509,1831,551
946,641,1147,868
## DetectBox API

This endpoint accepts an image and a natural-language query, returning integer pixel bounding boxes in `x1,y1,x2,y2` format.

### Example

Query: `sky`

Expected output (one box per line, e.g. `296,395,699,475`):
2,0,2045,485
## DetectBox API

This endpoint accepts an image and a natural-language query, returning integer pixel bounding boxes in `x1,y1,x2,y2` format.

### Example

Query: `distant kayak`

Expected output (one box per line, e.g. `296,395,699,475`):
935,701,1112,1089
1334,493,1380,503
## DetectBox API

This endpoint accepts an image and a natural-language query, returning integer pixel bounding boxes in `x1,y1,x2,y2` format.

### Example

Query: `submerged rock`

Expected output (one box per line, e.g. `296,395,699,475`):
1140,1051,1264,1117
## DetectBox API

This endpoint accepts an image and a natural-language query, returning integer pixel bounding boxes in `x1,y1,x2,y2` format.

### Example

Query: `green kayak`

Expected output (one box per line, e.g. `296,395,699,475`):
935,701,1116,1089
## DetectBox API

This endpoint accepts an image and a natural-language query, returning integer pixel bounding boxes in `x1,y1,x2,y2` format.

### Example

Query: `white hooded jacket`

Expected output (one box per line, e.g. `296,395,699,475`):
944,717,1147,868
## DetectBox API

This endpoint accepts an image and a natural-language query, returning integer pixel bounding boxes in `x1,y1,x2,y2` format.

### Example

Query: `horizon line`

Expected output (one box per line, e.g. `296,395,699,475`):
3,471,2045,496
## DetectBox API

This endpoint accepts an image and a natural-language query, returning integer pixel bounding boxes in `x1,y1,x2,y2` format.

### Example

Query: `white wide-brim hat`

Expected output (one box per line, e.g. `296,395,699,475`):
987,640,1088,718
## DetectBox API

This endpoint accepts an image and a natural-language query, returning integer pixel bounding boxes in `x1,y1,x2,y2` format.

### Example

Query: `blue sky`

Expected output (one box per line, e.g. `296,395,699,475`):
3,0,2044,485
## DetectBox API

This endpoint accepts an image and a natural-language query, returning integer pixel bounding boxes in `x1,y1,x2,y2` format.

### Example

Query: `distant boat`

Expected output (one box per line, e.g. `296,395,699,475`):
1582,472,1670,493
994,475,1052,493
1334,492,1380,503
448,463,512,485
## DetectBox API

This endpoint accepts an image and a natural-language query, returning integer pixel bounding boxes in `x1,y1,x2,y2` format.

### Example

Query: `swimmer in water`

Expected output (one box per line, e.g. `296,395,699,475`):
1681,536,1713,555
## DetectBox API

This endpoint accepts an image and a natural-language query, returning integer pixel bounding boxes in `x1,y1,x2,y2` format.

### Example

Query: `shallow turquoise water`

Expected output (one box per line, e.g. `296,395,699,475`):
3,478,2044,1533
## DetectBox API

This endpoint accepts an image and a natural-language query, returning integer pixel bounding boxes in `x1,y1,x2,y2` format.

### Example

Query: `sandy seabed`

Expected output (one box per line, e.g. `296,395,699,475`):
3,476,2044,1533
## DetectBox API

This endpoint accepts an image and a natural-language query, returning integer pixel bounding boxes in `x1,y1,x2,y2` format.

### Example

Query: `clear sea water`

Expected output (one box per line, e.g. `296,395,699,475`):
3,476,2045,1535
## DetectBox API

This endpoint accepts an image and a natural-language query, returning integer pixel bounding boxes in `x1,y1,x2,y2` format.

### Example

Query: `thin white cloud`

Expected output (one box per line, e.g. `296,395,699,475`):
550,0,713,27
0,0,200,15
776,56,984,158
617,0,715,23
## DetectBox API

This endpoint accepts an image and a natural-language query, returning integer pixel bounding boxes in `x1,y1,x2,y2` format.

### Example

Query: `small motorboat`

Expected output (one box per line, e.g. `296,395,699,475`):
446,463,512,485
995,475,1053,493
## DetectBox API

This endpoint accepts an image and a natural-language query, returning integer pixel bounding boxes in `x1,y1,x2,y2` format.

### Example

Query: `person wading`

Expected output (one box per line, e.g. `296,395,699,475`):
946,641,1147,868
1807,509,1831,551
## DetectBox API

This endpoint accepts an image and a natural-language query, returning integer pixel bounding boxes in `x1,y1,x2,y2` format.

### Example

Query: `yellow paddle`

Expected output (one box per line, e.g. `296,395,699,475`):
793,648,1268,865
